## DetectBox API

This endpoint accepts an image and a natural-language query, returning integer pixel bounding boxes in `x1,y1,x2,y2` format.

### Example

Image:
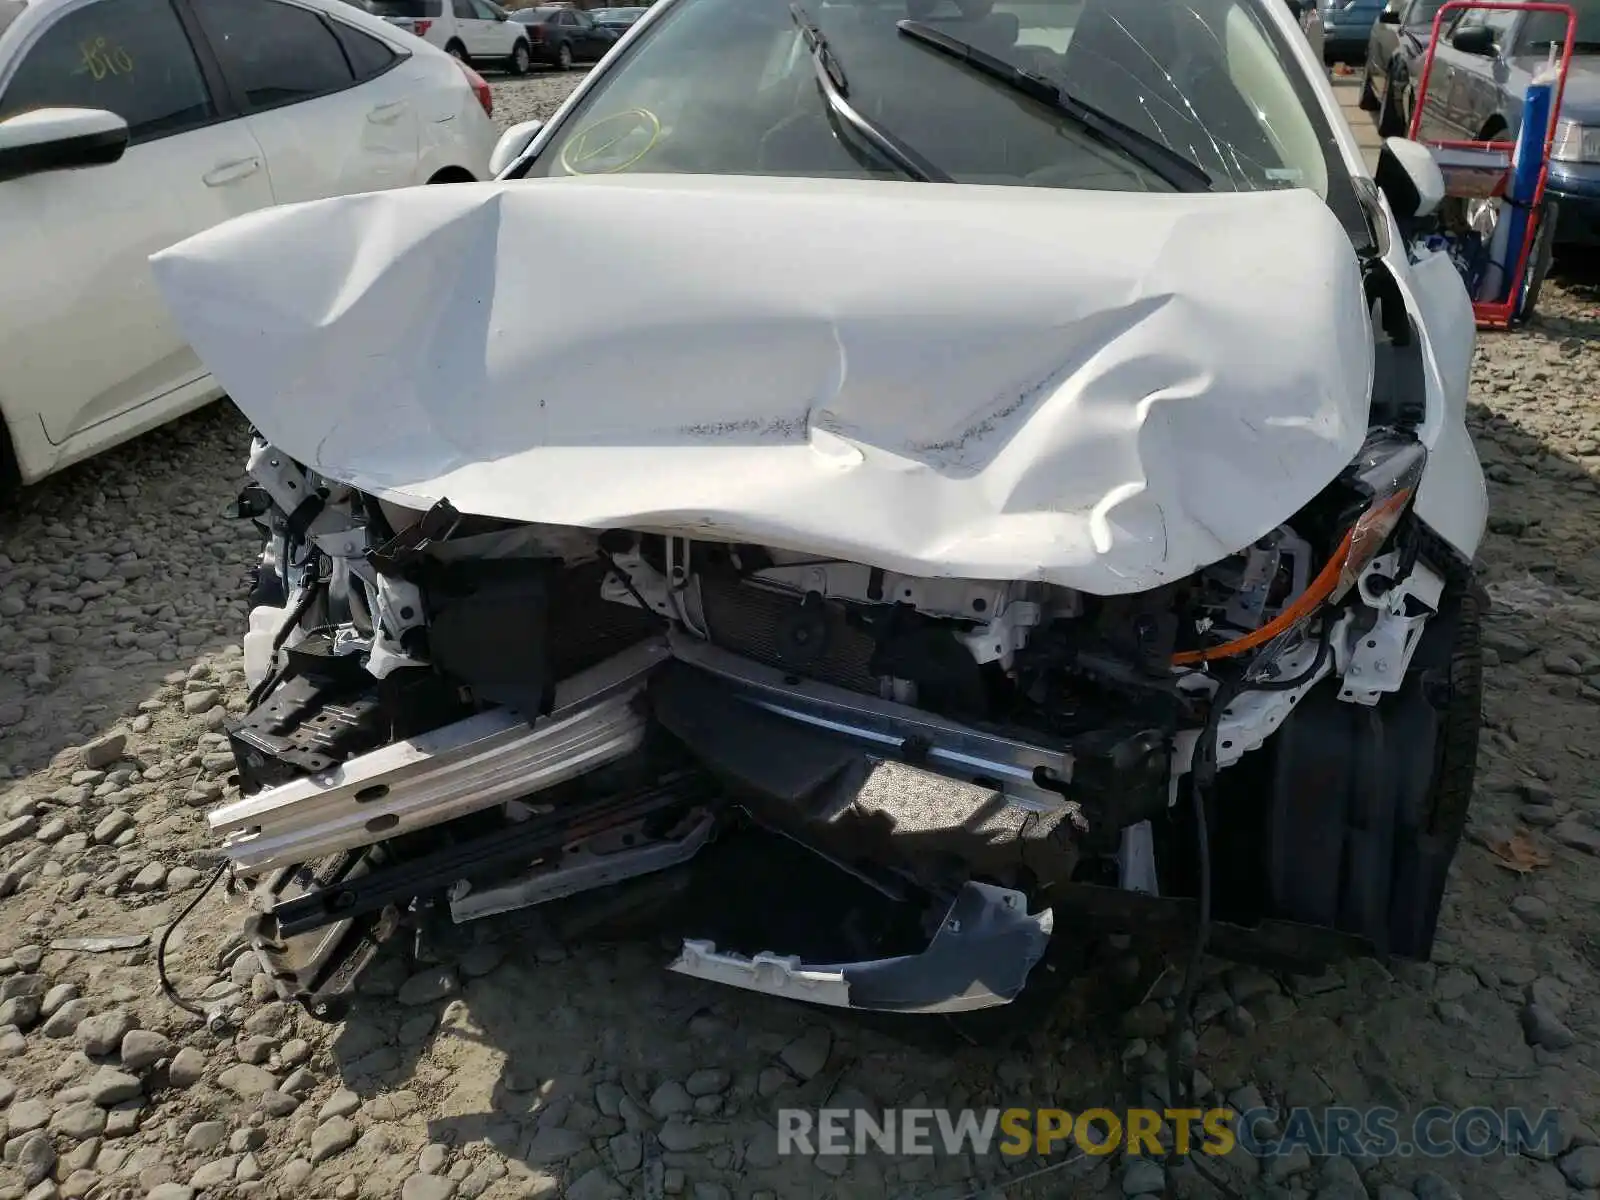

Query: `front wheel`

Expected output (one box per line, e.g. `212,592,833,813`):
1518,200,1559,324
1377,66,1406,137
509,39,531,75
1359,62,1380,111
557,41,574,70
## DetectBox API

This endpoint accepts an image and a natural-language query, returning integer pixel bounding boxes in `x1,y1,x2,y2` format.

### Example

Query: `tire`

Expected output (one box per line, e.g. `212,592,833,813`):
509,39,531,75
1518,199,1559,323
1377,65,1406,137
445,40,469,64
1359,61,1380,111
557,41,573,70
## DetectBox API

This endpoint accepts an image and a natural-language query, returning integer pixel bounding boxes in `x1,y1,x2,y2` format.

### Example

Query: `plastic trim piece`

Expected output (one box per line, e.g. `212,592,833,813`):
668,881,1054,1013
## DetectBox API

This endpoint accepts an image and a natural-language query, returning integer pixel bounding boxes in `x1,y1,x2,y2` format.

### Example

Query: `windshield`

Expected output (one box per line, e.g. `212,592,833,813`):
1520,0,1600,48
517,0,1343,203
368,0,441,15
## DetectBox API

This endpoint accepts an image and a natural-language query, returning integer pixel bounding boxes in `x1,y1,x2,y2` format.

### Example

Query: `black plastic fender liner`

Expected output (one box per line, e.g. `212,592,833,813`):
1260,582,1481,961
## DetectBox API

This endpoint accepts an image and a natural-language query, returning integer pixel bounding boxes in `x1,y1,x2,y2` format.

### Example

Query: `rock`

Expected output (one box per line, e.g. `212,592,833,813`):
260,1089,300,1117
657,1118,707,1152
48,1102,106,1140
90,810,133,845
75,1010,136,1056
39,984,78,1018
166,866,202,890
216,1063,277,1100
1121,1158,1165,1195
566,1167,625,1200
1412,1172,1464,1200
14,1131,54,1187
685,1068,730,1097
189,1157,238,1189
79,734,126,770
320,1090,362,1121
0,815,36,847
401,1177,457,1200
459,943,504,978
311,1116,358,1163
398,967,458,1006
608,1130,643,1172
163,1046,206,1089
0,995,39,1029
143,1187,194,1200
1553,820,1600,856
778,1027,831,1080
1510,894,1553,924
1559,1147,1600,1189
1521,1003,1576,1050
649,1080,694,1118
86,1067,141,1105
525,1127,587,1163
184,1121,227,1153
182,689,220,715
8,1097,52,1132
130,863,167,892
120,1029,173,1071
42,999,93,1039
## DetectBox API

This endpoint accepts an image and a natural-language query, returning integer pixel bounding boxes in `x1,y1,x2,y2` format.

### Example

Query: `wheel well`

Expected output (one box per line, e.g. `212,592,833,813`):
445,37,466,51
1479,115,1509,140
0,417,20,506
427,166,477,184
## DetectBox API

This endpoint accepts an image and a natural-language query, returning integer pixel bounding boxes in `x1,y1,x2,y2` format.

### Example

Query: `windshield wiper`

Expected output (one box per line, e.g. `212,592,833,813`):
895,19,1212,192
790,4,952,183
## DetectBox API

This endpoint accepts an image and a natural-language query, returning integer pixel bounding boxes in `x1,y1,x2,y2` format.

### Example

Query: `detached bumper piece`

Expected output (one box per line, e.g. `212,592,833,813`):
211,640,669,875
669,880,1054,1013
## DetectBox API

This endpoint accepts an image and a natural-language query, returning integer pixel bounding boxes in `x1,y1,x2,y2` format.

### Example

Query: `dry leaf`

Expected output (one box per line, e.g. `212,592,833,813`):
1489,830,1551,874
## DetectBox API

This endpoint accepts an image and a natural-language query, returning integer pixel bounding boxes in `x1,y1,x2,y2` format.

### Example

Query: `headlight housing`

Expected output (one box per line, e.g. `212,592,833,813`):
1550,119,1600,165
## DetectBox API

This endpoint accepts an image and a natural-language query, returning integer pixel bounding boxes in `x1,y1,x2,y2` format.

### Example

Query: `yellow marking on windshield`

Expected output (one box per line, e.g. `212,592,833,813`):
74,36,134,81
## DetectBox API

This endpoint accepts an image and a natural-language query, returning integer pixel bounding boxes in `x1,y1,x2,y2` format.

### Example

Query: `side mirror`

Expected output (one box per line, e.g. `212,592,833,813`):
490,118,545,175
0,107,129,185
1376,137,1446,221
1451,24,1497,54
494,11,507,19
1379,8,1402,23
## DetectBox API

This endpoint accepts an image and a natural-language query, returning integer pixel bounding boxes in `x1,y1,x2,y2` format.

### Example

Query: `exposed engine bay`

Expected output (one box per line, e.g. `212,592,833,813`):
219,422,1474,1023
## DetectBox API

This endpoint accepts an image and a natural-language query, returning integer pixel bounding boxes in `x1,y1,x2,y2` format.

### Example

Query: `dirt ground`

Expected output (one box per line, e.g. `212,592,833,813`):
0,72,1597,1200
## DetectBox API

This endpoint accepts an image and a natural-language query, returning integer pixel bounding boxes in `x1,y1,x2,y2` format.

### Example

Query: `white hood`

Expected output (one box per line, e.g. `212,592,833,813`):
150,174,1372,594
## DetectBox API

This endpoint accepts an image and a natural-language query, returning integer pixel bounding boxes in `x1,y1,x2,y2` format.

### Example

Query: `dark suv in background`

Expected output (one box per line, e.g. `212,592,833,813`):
510,4,616,68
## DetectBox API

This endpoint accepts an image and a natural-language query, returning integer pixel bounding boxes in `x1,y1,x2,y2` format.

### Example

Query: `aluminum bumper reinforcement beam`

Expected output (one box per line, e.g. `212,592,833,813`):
210,639,670,876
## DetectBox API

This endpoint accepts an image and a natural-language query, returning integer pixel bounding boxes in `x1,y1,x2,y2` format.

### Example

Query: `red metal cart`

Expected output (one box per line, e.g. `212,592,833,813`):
1406,0,1577,328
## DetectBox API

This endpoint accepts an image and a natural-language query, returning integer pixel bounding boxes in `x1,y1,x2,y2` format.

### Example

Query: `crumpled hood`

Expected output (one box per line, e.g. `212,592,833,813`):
150,174,1372,594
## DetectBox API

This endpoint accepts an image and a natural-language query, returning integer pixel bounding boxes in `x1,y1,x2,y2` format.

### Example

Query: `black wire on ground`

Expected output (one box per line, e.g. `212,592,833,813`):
1160,625,1334,1199
155,861,232,1025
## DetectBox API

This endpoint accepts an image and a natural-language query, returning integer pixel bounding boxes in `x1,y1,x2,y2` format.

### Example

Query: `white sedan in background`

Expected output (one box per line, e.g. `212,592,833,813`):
0,0,498,493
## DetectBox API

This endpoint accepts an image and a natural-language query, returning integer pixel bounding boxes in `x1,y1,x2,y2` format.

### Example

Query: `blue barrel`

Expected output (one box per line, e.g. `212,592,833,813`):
1483,62,1557,305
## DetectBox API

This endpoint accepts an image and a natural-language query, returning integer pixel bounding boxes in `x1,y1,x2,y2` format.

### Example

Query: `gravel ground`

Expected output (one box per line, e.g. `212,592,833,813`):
0,74,1598,1200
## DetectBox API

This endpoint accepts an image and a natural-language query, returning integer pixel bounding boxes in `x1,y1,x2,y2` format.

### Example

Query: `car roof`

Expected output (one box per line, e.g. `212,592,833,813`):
1,0,424,53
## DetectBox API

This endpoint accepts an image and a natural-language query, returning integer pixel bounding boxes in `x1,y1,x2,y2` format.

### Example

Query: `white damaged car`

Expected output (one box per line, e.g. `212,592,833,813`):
150,0,1487,1026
